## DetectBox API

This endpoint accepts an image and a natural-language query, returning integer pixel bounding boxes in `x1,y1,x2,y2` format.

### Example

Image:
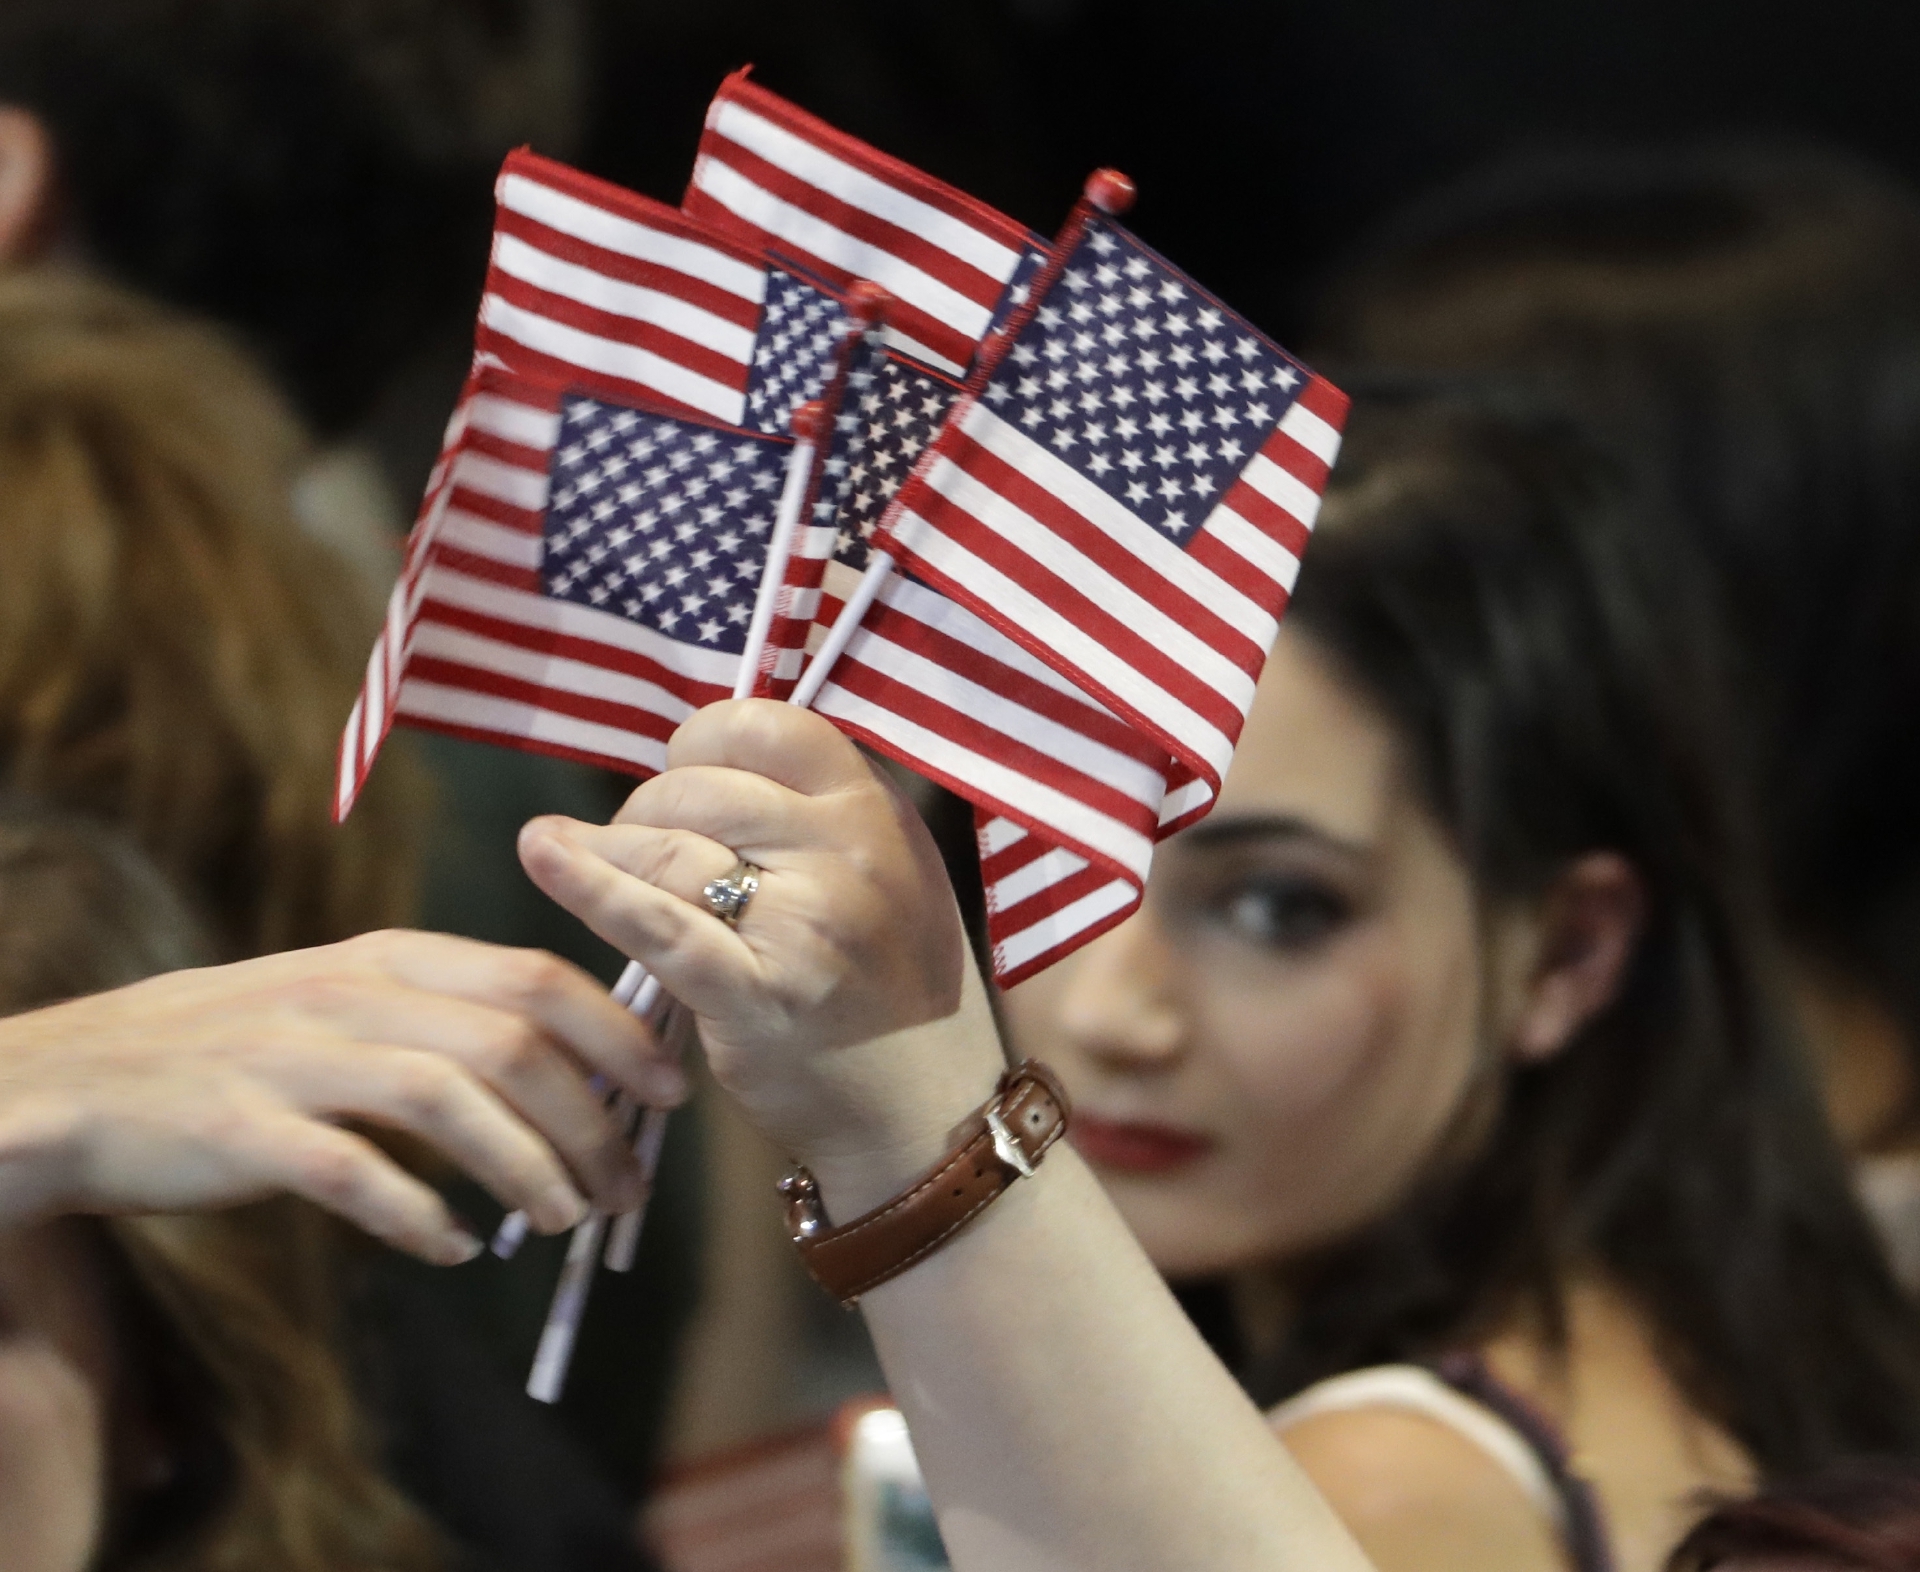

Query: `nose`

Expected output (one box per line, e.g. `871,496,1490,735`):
1053,906,1188,1070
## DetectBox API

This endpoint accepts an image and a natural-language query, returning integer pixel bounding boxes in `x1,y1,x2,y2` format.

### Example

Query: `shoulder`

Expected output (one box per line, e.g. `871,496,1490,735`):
1276,1400,1567,1572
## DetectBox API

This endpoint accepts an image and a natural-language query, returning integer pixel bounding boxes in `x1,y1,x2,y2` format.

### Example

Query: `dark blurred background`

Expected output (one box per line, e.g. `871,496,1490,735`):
27,0,1920,543
580,0,1920,366
309,0,1920,501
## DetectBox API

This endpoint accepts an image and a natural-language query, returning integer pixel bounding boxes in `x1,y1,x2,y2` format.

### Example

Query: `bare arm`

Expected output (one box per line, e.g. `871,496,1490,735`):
845,976,1373,1571
0,929,686,1261
520,701,1374,1572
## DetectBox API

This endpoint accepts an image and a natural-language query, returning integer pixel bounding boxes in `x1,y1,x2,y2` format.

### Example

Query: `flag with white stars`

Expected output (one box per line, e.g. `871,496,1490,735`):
737,324,1181,985
342,147,871,817
836,211,1349,982
885,211,1348,807
336,366,807,816
741,268,851,435
543,398,788,653
814,350,961,596
979,243,1052,360
746,324,959,692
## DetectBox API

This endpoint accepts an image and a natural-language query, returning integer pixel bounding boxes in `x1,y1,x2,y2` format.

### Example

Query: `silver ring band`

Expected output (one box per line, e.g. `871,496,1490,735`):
702,859,761,926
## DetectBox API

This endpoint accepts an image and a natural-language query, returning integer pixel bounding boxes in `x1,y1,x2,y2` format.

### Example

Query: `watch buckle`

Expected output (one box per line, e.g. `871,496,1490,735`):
986,1107,1035,1178
778,1168,827,1240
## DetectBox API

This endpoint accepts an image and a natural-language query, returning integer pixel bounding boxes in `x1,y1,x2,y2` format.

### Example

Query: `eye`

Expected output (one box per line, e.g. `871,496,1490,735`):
1216,877,1350,950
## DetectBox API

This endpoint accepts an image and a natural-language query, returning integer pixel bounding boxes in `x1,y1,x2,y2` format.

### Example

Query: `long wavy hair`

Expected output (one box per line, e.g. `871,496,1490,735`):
0,266,423,956
1240,388,1920,1474
0,806,442,1572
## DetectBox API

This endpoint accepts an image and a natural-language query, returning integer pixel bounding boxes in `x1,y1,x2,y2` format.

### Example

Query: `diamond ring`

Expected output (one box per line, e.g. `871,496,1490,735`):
702,860,761,926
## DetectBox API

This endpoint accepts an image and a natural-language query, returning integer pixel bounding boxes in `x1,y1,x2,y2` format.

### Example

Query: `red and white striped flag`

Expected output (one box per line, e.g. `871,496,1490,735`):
883,202,1347,819
335,366,810,818
759,327,1185,982
480,148,855,435
800,194,1347,980
338,148,876,817
685,69,1047,379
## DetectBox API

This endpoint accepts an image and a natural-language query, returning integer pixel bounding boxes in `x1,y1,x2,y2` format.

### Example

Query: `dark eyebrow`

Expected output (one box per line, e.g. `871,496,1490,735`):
1177,813,1372,859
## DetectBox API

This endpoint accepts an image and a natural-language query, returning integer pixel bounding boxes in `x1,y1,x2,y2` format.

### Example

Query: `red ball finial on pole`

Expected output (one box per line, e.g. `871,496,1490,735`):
790,399,828,444
1084,168,1136,216
847,279,892,327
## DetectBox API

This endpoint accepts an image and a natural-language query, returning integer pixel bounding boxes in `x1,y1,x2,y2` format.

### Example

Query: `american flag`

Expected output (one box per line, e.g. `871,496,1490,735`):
810,211,1344,980
685,69,1046,379
884,211,1347,812
748,330,1176,982
480,147,850,432
335,367,802,816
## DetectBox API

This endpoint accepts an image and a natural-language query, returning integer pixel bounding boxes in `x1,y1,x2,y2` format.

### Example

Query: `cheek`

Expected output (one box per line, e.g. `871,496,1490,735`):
1128,923,1486,1276
0,1344,109,1572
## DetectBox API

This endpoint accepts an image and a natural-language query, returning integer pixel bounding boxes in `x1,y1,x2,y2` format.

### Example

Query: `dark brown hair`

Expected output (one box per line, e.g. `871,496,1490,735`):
1246,387,1920,1473
0,0,582,432
1670,1463,1920,1571
1312,143,1920,1099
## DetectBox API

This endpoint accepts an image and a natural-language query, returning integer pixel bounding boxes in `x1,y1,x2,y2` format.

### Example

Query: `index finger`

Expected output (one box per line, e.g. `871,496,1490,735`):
664,699,879,798
342,931,687,1108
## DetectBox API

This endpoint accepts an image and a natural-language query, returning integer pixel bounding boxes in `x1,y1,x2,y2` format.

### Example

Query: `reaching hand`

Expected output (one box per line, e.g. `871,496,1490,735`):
0,930,684,1262
518,701,1004,1204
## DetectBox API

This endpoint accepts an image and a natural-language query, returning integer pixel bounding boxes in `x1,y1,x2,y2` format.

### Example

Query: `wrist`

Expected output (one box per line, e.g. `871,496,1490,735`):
783,1060,1072,1304
797,965,1007,1222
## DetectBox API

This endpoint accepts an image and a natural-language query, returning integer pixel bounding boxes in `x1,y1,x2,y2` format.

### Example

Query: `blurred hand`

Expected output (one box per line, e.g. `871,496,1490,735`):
0,930,685,1263
518,701,1005,1208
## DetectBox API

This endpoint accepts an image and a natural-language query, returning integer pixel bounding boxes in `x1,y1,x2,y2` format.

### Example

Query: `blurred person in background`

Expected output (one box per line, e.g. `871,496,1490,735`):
0,0,700,1500
0,265,421,959
0,0,579,442
0,804,692,1572
0,807,444,1572
0,265,662,1570
1310,145,1920,1282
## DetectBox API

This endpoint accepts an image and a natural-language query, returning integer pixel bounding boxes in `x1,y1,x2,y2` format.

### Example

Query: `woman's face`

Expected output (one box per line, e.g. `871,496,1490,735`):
0,1221,119,1572
1002,627,1497,1280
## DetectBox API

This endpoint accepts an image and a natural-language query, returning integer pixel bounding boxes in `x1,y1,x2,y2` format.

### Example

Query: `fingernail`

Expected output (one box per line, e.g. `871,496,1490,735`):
439,1228,485,1266
535,1185,589,1233
648,1068,690,1107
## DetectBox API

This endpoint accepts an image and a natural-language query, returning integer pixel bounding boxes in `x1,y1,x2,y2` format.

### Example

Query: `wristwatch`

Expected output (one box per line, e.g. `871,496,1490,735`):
777,1061,1072,1305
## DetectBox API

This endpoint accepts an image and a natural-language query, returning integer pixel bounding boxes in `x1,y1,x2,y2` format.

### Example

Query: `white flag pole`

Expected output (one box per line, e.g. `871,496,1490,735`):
491,964,661,1261
519,399,829,1399
788,548,896,710
526,1208,611,1404
732,402,826,700
603,1105,673,1271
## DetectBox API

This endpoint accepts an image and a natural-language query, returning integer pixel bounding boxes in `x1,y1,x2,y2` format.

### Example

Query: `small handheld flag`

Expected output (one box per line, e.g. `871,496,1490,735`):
685,68,1047,378
881,174,1348,811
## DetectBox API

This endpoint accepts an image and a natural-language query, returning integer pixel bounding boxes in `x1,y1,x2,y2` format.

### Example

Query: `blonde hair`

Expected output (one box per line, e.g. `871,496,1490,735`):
0,807,442,1572
0,266,423,955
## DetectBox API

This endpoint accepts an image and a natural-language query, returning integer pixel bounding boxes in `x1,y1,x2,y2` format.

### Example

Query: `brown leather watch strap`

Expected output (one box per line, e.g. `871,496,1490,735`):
778,1061,1071,1305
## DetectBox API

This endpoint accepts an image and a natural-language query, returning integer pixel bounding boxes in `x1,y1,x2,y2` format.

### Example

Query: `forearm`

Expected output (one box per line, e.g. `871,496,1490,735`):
785,974,1372,1572
848,1149,1373,1572
516,709,1375,1569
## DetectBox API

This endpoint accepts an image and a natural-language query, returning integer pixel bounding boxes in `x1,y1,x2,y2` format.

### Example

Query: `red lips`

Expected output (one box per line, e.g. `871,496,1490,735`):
1071,1115,1214,1174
